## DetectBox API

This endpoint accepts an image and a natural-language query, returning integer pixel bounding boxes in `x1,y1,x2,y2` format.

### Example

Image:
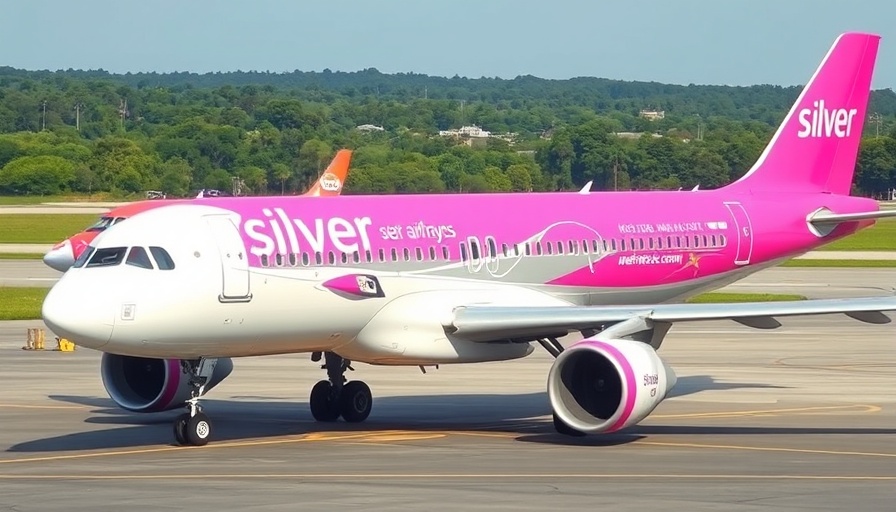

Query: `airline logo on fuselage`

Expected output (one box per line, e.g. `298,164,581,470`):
796,100,857,139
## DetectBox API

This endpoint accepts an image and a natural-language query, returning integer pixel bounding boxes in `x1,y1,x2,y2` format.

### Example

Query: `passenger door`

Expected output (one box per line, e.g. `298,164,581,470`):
205,214,252,302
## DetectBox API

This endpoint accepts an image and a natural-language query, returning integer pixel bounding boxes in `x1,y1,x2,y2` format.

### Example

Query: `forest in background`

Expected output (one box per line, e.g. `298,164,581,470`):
1,66,896,198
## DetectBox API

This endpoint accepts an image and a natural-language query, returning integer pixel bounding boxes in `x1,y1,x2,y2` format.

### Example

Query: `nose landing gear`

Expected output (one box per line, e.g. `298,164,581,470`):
173,358,217,446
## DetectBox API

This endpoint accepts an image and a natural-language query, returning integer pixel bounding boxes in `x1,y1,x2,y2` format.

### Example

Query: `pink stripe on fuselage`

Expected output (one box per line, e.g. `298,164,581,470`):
191,189,876,289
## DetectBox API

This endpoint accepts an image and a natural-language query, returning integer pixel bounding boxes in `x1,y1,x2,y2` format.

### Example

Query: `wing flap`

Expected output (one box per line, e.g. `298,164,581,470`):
447,296,896,343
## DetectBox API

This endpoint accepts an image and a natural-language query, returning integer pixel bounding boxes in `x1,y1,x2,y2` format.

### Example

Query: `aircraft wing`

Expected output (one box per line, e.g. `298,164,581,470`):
445,295,896,343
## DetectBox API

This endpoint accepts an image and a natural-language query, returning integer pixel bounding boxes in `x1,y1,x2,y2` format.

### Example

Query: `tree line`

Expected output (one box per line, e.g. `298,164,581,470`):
0,67,895,198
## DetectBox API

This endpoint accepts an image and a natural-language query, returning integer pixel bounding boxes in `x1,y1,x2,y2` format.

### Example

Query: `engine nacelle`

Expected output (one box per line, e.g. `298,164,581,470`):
100,354,233,413
547,338,676,433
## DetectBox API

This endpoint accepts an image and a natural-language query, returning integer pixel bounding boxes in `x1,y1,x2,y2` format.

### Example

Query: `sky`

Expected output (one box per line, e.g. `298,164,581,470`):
1,0,895,89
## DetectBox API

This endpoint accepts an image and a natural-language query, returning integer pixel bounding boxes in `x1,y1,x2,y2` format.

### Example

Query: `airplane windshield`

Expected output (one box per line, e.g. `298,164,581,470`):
85,217,126,232
85,247,127,268
72,246,95,269
85,217,114,232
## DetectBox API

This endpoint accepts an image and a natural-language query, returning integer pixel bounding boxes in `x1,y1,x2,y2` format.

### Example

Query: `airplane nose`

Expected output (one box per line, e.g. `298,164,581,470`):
43,241,75,272
42,281,114,350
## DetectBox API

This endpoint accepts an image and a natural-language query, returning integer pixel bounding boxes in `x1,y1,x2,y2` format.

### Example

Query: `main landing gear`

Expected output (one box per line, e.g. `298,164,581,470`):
309,351,373,423
173,358,217,447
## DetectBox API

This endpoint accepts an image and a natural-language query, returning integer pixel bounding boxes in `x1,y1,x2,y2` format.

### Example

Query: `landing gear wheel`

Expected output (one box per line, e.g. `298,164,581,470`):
553,413,586,437
310,380,340,422
173,413,189,445
183,412,212,446
339,381,372,423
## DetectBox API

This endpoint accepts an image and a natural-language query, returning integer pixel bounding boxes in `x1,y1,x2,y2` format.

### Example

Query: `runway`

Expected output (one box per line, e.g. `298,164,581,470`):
1,269,896,510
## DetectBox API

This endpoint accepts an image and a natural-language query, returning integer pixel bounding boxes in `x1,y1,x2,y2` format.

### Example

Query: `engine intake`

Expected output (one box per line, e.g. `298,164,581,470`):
547,338,676,433
100,354,233,412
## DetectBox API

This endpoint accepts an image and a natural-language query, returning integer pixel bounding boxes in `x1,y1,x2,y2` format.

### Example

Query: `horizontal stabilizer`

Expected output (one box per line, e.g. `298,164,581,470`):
809,209,896,225
446,295,896,343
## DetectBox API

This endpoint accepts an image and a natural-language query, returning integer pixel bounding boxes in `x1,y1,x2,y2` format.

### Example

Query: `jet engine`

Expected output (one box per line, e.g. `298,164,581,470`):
547,338,676,433
100,354,233,412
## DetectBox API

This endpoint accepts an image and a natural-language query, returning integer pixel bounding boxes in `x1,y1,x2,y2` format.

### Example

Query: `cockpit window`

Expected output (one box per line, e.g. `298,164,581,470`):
86,247,127,268
85,217,114,232
72,246,95,269
149,246,176,270
125,246,154,270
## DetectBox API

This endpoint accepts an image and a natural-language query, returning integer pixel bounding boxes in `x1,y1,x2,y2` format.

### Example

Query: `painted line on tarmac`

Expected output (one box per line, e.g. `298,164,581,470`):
637,440,896,459
653,404,880,419
0,473,893,481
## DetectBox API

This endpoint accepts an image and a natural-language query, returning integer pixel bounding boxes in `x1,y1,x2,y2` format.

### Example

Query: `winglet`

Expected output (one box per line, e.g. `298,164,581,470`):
304,149,353,197
578,181,593,194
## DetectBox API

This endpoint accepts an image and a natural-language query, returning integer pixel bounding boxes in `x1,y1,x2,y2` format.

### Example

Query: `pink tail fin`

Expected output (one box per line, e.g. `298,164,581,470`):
726,32,880,195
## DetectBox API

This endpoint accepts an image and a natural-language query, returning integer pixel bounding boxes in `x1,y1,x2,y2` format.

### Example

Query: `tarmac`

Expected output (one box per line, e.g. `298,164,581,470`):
1,267,896,510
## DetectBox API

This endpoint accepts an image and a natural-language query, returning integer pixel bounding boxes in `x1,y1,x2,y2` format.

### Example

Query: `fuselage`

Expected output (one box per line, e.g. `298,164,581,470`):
41,187,877,363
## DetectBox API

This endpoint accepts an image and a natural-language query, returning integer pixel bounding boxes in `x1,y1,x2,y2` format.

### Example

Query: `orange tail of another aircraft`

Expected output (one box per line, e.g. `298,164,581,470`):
303,149,352,197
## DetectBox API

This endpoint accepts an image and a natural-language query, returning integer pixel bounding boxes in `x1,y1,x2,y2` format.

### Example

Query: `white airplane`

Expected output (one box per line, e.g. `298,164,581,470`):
42,32,896,447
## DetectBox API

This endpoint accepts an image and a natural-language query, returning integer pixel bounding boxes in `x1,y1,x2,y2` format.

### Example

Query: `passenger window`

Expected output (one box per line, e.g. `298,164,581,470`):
340,252,348,264
275,253,284,267
288,253,297,267
486,237,497,259
415,247,423,261
125,246,154,270
502,243,509,257
353,251,360,264
460,243,468,262
73,246,95,269
429,246,436,260
261,254,269,267
302,252,310,266
469,239,480,260
315,252,323,265
327,251,336,264
555,241,563,254
442,246,450,260
403,248,410,262
378,248,385,262
391,248,398,262
365,250,372,263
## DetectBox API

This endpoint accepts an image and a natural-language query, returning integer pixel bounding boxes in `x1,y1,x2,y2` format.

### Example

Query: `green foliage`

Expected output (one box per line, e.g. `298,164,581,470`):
0,66,895,196
819,219,896,251
0,155,76,194
0,287,49,320
686,292,806,303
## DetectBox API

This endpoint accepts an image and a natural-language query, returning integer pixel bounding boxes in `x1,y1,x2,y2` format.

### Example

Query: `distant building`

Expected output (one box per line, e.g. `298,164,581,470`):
356,124,385,132
439,125,491,138
639,109,665,121
614,132,663,139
